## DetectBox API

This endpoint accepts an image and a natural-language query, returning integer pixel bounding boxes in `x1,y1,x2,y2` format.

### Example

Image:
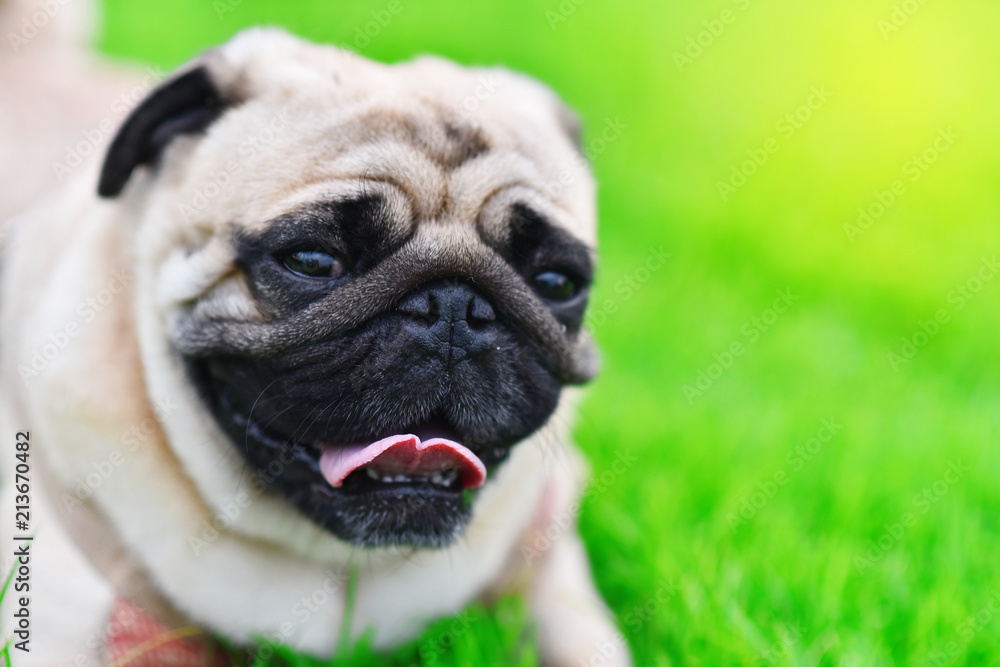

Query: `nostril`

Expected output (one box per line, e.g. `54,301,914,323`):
397,292,436,324
399,282,496,332
467,296,495,329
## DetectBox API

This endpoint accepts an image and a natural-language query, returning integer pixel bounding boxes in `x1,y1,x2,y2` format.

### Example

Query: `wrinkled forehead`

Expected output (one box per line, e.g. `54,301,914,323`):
174,51,595,246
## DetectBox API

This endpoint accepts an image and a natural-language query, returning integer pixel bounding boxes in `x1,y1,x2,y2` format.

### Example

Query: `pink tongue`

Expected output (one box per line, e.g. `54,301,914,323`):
318,434,487,490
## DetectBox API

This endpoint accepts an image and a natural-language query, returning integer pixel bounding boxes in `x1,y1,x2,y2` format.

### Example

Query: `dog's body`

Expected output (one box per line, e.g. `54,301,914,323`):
0,18,629,667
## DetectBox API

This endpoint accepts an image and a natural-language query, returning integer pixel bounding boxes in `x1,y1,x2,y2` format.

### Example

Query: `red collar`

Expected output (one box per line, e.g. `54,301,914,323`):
106,599,230,667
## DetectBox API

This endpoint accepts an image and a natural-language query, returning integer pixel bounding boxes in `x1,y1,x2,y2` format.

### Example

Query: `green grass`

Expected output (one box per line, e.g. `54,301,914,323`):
1,561,13,665
231,597,536,667
95,0,1000,664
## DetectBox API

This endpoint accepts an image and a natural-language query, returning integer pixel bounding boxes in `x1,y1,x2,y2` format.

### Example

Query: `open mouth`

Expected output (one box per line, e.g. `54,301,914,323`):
321,432,487,494
202,375,521,547
232,395,500,496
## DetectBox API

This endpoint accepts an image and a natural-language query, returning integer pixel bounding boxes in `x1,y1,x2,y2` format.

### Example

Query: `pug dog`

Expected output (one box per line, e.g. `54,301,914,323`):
0,26,631,667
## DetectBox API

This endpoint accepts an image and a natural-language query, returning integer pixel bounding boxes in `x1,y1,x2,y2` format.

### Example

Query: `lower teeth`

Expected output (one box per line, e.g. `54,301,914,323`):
363,468,457,487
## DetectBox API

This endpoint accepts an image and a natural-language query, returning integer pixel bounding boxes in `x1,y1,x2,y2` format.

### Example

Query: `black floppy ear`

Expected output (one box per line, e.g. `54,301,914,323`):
98,66,228,198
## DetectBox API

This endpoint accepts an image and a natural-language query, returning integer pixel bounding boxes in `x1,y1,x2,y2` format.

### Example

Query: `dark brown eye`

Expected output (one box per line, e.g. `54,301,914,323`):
533,270,578,301
282,250,345,279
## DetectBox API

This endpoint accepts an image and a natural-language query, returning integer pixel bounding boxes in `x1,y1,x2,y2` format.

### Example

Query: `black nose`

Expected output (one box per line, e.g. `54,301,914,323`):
397,282,498,360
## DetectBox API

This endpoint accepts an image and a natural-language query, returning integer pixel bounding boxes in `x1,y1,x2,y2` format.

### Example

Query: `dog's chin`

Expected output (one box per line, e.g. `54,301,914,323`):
208,383,515,549
310,472,476,550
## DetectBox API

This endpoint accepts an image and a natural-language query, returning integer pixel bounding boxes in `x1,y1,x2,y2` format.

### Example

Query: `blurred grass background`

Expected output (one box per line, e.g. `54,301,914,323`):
96,0,1000,664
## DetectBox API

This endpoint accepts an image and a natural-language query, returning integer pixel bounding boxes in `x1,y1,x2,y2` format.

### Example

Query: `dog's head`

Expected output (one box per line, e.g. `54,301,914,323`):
100,28,597,549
